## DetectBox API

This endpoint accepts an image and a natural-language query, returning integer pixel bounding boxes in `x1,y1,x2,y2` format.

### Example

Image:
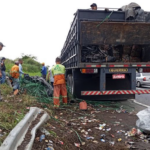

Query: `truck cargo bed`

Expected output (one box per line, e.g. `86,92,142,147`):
81,22,150,45
61,9,150,69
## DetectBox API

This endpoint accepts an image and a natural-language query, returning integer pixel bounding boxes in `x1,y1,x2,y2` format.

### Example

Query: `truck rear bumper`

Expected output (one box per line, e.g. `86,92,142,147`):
81,90,150,96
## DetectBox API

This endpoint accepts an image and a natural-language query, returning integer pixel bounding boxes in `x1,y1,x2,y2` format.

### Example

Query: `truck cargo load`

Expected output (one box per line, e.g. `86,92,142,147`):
61,8,150,100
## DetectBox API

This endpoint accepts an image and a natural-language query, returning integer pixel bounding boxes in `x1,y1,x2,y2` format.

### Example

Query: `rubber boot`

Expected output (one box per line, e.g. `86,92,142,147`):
14,89,19,95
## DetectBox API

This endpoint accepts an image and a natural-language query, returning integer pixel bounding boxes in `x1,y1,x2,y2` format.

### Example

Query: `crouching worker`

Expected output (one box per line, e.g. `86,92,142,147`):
10,61,20,95
52,57,67,108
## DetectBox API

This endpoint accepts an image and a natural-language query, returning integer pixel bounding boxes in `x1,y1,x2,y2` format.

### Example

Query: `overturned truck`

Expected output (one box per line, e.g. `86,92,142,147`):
61,3,150,100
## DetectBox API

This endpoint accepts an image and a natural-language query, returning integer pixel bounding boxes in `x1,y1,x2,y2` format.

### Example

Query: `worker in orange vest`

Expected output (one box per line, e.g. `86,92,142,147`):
10,61,20,95
52,57,67,108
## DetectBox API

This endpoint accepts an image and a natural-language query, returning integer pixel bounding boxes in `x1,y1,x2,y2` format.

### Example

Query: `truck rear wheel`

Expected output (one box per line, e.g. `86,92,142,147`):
70,75,74,95
67,74,72,93
67,74,75,97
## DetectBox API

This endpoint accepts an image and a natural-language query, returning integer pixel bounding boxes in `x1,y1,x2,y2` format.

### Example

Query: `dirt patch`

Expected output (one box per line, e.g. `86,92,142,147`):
17,112,44,150
32,103,150,150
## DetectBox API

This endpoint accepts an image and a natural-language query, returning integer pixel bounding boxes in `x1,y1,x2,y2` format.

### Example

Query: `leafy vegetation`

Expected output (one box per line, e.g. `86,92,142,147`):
5,54,41,76
0,84,36,145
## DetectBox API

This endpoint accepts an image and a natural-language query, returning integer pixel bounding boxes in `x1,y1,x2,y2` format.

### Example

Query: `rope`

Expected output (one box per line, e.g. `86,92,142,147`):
96,11,114,28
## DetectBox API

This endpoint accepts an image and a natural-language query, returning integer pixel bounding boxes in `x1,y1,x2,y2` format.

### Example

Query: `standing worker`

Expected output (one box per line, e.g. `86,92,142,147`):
52,57,67,108
1,57,6,84
50,67,54,88
41,63,47,80
90,3,97,10
19,59,24,79
10,61,20,95
0,42,5,100
47,67,54,88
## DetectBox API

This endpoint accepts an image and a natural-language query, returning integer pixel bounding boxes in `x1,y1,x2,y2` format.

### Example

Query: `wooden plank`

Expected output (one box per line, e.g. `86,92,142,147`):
80,22,150,45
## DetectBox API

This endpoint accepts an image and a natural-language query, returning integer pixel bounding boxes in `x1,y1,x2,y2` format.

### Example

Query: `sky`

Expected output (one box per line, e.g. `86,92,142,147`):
0,0,149,67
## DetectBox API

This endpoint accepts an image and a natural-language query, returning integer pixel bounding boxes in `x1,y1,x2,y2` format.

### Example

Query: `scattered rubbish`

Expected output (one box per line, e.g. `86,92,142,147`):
26,107,30,110
127,128,137,137
139,134,146,140
54,116,58,119
109,141,115,146
111,134,115,138
128,141,135,145
40,127,50,136
74,143,80,147
47,143,53,146
117,130,125,134
100,139,105,142
59,141,64,145
81,123,87,125
106,128,111,131
40,134,45,142
101,134,106,138
88,129,92,132
88,120,92,122
116,106,123,113
86,136,94,140
93,140,98,144
49,140,53,143
45,140,48,142
81,130,85,133
118,138,122,142
36,137,40,141
46,147,54,150
71,123,77,126
114,122,121,126
137,129,142,135
136,107,150,133
81,142,85,145
83,134,87,137
99,123,106,130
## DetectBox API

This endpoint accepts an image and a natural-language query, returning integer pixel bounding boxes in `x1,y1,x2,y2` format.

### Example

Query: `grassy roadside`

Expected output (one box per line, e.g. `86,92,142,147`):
5,56,42,77
0,83,43,145
0,55,50,145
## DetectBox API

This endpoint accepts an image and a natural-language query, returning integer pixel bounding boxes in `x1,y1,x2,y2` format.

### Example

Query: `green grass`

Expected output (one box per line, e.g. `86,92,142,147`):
5,57,41,76
0,55,49,145
0,84,43,145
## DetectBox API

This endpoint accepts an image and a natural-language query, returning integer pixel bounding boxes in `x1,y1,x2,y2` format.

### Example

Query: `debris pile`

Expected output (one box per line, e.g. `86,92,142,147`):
81,44,143,63
19,76,72,104
32,102,150,150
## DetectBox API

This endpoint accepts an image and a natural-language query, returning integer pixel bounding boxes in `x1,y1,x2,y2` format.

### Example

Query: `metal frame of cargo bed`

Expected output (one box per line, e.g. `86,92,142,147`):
61,9,150,70
61,9,125,69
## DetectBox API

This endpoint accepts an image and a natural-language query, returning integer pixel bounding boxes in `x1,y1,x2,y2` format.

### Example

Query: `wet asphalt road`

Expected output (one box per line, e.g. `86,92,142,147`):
136,86,150,106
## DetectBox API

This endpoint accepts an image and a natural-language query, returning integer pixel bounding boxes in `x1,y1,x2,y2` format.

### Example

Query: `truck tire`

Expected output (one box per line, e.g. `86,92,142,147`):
67,74,71,89
70,75,74,95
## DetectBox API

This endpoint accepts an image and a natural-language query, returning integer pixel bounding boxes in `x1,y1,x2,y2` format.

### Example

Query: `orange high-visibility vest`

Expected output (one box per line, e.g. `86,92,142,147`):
10,65,19,79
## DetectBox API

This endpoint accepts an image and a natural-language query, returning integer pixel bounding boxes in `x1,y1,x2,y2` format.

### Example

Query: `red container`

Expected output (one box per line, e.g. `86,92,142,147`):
79,101,87,110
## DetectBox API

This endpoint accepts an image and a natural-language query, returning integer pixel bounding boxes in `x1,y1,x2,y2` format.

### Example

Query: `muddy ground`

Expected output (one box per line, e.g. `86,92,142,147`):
32,102,150,150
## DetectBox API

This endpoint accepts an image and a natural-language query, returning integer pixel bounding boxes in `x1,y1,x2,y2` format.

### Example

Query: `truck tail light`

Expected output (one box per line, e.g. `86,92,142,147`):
81,69,98,74
143,68,150,72
143,77,147,81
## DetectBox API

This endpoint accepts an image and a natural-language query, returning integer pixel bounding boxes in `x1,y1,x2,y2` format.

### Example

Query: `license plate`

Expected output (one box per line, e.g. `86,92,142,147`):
112,74,125,79
109,68,128,73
